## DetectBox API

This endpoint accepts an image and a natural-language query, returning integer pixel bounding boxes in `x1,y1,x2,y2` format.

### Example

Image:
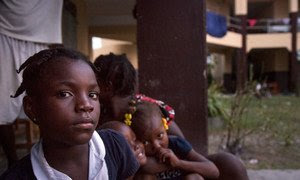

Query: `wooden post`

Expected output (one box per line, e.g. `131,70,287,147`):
236,15,247,92
289,0,299,93
136,0,207,154
234,0,248,92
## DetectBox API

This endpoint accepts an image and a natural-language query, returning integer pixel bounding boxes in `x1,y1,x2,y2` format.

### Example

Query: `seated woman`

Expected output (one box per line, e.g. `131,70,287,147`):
94,53,249,180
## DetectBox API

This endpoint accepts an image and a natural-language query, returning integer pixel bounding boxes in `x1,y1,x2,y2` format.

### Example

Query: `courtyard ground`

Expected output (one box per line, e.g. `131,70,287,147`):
208,95,300,170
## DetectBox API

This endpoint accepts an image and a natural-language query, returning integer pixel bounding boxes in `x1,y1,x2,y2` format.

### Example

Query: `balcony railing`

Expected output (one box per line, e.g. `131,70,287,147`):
228,17,293,34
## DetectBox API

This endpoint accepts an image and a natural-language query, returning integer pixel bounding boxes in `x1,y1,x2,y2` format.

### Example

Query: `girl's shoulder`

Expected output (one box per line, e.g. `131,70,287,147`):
97,129,124,142
97,129,129,156
0,154,36,180
168,135,193,159
96,129,139,179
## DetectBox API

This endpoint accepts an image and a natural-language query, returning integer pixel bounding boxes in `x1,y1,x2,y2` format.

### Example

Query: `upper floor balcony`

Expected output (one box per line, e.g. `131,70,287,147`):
228,16,296,34
206,12,300,52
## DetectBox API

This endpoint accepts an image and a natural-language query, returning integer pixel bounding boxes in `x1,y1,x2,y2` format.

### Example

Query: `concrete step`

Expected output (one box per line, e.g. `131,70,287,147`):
247,169,300,180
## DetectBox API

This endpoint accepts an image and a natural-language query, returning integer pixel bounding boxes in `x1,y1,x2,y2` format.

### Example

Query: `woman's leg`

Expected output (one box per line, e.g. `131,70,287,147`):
207,152,249,180
133,173,157,180
183,173,204,180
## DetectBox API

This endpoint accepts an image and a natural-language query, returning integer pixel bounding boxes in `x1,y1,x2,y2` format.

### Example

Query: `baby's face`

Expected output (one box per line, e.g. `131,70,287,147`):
119,125,147,166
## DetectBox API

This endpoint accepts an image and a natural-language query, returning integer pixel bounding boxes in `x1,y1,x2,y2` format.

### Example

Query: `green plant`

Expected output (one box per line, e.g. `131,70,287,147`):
221,83,256,154
209,94,300,168
207,83,227,117
218,81,270,155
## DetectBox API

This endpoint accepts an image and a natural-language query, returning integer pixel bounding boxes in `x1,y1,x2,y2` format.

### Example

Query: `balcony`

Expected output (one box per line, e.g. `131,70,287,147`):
207,13,300,52
228,17,293,34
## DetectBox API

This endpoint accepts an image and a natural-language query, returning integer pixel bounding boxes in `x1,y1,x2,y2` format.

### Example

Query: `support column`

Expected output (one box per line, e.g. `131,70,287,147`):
136,0,207,154
74,0,89,57
289,0,299,93
235,0,247,91
236,15,247,91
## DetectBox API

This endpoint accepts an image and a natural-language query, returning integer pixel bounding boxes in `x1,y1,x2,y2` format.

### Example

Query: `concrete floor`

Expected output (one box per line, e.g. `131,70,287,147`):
247,169,300,180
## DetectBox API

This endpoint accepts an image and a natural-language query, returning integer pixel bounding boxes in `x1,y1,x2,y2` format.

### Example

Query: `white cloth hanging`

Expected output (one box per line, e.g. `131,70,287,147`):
0,0,63,43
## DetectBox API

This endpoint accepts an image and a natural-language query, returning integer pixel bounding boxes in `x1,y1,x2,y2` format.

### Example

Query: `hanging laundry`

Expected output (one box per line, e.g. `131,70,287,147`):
206,11,227,38
282,18,290,25
248,19,257,27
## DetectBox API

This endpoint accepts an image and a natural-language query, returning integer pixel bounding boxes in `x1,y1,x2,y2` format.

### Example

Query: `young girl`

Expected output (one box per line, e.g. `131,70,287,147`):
94,53,184,138
0,48,139,179
100,121,147,166
128,100,219,180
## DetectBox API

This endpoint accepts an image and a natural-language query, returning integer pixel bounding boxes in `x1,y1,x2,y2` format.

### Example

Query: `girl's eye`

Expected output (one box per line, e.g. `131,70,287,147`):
58,91,72,98
89,92,99,100
143,141,149,146
158,133,164,139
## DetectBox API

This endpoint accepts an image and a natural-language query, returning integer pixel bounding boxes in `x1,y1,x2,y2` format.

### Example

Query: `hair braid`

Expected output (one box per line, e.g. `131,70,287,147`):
11,48,92,98
94,53,137,97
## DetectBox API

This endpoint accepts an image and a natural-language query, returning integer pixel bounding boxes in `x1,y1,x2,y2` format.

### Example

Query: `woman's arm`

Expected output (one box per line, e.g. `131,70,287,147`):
183,149,219,178
139,156,170,174
158,148,219,179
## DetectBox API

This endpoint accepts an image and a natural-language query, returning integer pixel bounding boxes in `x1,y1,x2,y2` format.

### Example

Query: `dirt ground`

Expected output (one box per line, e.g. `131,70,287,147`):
208,131,300,169
208,95,300,170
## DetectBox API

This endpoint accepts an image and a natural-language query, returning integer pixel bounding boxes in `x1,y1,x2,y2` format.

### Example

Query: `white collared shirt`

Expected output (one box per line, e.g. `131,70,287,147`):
31,131,108,180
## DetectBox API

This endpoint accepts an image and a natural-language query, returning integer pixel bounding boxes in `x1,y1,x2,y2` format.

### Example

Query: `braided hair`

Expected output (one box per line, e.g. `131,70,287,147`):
94,53,137,97
11,48,96,98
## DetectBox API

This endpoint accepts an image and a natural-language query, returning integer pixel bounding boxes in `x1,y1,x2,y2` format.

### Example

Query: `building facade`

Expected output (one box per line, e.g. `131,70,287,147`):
207,0,300,94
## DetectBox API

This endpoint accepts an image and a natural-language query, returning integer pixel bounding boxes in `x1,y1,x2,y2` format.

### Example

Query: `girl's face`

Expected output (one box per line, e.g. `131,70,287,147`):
118,125,147,166
24,59,100,147
137,114,169,157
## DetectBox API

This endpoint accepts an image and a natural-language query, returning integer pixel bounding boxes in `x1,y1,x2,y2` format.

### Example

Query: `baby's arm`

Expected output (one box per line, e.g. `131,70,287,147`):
158,148,219,179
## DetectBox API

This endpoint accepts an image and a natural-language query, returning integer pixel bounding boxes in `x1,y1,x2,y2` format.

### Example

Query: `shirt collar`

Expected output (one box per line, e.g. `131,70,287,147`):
31,131,108,180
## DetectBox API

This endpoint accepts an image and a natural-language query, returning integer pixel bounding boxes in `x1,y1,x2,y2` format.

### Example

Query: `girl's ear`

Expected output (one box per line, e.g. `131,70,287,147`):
23,96,39,125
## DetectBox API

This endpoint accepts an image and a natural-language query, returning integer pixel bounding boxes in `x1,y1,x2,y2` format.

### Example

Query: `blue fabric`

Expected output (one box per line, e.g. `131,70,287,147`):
168,135,192,159
206,11,227,38
98,129,140,180
0,154,36,180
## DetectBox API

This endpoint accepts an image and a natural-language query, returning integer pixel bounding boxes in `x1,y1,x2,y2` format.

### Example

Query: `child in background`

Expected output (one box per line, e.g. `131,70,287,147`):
128,100,219,180
100,121,147,166
94,53,185,138
0,48,139,179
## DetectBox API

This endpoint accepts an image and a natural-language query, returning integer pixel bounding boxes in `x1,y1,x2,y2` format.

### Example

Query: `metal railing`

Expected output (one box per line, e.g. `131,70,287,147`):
227,16,292,33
